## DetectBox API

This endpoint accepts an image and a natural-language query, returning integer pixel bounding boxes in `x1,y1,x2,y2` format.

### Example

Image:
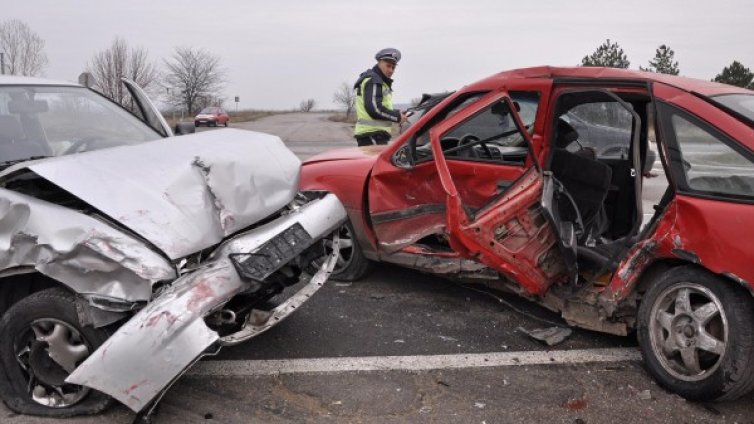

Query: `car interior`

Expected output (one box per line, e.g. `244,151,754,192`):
546,90,655,275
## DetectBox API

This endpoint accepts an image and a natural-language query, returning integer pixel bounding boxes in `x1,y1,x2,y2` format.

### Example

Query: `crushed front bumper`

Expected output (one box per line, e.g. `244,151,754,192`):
66,194,346,412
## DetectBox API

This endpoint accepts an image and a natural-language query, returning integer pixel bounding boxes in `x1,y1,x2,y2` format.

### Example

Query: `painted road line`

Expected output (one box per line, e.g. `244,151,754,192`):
189,348,641,377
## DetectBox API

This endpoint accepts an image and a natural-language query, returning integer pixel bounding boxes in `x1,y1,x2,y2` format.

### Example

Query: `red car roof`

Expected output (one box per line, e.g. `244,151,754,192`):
469,66,752,97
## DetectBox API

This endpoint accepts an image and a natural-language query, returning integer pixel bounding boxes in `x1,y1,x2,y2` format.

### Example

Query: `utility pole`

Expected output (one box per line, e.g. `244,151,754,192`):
0,52,5,75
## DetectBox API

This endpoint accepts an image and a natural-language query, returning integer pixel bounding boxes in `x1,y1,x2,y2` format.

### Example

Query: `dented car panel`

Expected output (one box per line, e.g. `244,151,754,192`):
300,68,754,400
0,77,350,417
1,129,301,260
0,188,175,302
66,193,347,412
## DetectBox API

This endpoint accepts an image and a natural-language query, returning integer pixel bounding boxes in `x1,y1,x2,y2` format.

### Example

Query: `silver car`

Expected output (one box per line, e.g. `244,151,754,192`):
0,76,346,417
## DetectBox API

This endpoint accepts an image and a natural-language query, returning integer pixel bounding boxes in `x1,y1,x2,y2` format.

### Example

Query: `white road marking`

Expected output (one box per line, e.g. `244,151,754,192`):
189,348,641,377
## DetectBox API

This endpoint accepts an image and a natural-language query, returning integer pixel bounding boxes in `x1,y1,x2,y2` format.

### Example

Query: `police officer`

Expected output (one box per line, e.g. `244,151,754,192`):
353,48,408,146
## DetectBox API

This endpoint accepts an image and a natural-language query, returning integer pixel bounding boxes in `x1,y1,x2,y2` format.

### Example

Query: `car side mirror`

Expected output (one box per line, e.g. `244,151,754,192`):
392,144,415,169
174,122,196,136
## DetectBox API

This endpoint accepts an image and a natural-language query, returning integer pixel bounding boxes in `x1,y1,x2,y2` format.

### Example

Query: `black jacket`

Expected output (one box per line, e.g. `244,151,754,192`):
354,66,401,123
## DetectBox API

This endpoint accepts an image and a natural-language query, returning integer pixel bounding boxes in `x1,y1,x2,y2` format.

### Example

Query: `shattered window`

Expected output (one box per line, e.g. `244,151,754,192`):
664,105,754,198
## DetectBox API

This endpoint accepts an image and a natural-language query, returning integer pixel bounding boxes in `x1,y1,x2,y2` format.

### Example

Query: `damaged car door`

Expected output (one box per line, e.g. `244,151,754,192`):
428,91,570,295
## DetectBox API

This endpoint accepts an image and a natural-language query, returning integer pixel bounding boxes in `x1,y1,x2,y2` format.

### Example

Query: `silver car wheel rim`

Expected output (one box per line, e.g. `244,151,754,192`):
648,282,728,382
314,225,354,274
14,319,92,408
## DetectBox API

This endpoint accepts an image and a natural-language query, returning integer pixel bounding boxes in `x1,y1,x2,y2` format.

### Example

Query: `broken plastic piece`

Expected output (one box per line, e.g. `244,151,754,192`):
518,326,573,346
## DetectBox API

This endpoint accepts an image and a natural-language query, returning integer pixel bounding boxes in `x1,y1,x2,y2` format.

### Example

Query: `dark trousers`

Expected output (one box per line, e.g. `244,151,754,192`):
355,131,391,146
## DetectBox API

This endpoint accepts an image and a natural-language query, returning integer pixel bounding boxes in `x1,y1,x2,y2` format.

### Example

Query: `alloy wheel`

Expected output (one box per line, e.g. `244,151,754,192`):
648,282,728,382
13,318,92,408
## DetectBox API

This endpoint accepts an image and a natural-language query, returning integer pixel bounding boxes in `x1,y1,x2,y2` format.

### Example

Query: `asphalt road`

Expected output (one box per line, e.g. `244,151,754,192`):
4,114,751,424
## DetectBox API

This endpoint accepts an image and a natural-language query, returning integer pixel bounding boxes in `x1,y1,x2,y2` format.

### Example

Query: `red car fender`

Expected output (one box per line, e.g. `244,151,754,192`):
300,148,381,254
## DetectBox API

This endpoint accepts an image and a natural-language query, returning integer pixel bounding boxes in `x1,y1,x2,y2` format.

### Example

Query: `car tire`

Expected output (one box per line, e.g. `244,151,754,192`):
0,288,113,416
328,221,372,282
637,266,754,401
224,120,228,127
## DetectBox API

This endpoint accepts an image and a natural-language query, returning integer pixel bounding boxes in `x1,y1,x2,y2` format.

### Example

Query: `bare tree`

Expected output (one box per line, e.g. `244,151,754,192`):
164,47,225,115
86,37,159,110
299,98,316,112
0,19,48,76
332,82,355,117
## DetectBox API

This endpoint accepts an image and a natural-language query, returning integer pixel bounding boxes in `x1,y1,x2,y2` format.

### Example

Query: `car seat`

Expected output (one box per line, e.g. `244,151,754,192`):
549,118,612,242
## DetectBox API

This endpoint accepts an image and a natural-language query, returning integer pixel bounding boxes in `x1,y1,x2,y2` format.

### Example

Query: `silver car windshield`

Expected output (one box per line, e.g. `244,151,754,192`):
0,85,162,164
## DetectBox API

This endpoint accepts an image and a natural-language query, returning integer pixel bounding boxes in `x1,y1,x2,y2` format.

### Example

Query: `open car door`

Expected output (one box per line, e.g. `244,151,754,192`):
428,91,572,295
122,77,174,137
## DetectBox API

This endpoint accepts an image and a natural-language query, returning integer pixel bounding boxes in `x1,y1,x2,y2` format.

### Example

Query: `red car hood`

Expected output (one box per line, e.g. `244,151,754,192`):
304,146,386,165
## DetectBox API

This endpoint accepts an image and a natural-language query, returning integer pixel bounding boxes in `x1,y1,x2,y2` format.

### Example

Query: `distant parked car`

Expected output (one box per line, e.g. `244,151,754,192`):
194,106,229,127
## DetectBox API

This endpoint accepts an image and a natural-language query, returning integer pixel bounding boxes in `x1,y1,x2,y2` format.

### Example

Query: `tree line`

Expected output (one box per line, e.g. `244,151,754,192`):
1,19,752,117
0,20,225,115
581,39,753,89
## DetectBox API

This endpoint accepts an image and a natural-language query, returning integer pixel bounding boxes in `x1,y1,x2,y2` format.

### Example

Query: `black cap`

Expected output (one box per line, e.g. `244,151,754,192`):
375,48,401,64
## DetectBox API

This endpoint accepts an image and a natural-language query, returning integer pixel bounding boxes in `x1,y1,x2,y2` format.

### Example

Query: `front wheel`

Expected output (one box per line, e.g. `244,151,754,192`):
312,221,371,282
637,266,754,401
0,288,113,416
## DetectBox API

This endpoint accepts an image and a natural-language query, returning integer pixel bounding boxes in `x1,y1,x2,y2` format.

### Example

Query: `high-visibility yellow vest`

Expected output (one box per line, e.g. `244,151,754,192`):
354,77,394,136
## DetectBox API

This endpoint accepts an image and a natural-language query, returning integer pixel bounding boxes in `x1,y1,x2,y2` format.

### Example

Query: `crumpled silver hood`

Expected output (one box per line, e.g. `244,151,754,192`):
5,129,300,259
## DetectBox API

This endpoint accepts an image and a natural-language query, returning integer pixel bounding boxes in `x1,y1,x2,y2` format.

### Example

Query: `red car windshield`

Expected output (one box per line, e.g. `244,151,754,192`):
712,94,754,123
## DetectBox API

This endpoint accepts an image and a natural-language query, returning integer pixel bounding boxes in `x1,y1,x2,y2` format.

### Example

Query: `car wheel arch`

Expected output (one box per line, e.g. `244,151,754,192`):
633,260,754,304
0,270,61,317
0,271,131,328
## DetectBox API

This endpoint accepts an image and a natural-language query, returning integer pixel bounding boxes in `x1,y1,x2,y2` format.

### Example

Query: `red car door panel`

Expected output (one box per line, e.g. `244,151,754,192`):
430,92,567,295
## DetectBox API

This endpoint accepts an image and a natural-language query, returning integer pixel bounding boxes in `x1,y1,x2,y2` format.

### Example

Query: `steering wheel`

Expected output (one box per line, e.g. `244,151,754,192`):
458,134,493,158
62,136,98,155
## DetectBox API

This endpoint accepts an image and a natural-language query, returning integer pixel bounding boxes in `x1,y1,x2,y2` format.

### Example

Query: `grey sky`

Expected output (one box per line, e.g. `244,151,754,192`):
5,0,754,110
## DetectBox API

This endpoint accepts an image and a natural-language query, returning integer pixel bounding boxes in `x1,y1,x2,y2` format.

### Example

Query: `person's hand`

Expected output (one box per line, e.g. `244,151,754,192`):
399,111,409,124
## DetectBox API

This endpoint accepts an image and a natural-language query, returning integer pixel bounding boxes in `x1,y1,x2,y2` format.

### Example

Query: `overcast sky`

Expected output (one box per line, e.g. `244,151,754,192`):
5,0,754,110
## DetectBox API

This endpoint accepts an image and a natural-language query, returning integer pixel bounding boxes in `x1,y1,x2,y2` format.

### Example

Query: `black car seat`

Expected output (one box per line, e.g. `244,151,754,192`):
549,118,612,241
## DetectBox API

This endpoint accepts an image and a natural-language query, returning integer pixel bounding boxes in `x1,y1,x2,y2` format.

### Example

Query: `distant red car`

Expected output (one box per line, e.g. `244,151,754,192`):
301,66,754,401
194,106,229,127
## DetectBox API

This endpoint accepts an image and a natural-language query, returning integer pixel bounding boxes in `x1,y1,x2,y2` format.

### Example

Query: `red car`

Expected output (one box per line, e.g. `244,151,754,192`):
194,106,229,127
301,66,754,401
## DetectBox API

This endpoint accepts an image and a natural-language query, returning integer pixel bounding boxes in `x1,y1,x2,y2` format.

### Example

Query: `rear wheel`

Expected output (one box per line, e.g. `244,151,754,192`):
0,288,112,416
637,266,754,401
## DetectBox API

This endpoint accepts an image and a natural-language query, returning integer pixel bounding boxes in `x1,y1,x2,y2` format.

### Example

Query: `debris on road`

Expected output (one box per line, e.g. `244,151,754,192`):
474,402,486,409
562,397,588,411
518,326,573,346
638,390,652,400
